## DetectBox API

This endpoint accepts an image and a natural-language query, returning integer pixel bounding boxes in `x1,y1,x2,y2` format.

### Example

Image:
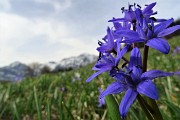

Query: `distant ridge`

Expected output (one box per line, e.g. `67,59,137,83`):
0,53,97,82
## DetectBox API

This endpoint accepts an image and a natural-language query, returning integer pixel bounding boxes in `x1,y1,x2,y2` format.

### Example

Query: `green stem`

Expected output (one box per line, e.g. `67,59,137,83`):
143,45,149,73
33,86,42,120
122,56,129,63
137,94,154,120
146,98,163,120
143,45,163,120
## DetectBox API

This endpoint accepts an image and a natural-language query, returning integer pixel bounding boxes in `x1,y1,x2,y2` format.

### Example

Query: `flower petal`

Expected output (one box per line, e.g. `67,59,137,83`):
120,89,138,119
113,72,126,82
99,82,127,98
154,18,174,35
108,18,126,22
174,71,180,78
131,66,142,84
115,30,140,39
157,25,180,37
155,19,167,22
98,88,106,107
137,80,158,100
86,68,110,82
124,10,136,22
115,44,130,65
142,2,156,14
93,62,110,70
120,39,144,43
137,25,146,39
107,27,114,45
97,45,112,53
97,27,115,53
146,38,170,54
112,18,122,30
141,70,174,80
147,28,153,39
128,47,142,69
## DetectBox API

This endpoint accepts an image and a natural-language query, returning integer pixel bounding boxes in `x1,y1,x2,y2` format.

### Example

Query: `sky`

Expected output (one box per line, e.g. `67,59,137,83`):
0,0,179,67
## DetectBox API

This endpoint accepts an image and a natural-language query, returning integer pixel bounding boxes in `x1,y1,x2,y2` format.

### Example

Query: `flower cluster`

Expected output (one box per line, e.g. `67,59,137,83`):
86,2,180,119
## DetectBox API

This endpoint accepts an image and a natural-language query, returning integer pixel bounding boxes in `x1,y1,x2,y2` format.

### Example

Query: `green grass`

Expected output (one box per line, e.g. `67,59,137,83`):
0,36,180,120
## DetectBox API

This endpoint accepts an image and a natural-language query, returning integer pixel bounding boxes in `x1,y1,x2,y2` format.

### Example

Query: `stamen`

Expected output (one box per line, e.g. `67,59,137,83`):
98,52,102,61
129,5,133,10
98,40,103,46
121,7,125,13
122,62,128,68
150,17,157,21
137,4,141,8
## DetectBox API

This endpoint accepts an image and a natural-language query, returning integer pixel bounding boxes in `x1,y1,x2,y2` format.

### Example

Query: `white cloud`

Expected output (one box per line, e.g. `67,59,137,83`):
0,0,11,11
0,11,97,66
0,12,69,48
0,12,66,66
0,0,179,67
33,0,72,12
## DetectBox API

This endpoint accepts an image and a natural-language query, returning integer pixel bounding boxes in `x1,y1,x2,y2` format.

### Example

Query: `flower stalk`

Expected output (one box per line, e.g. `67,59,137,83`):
143,45,149,73
142,45,163,120
137,94,154,120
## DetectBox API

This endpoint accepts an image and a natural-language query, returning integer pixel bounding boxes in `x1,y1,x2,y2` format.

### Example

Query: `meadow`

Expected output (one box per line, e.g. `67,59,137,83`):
0,36,180,120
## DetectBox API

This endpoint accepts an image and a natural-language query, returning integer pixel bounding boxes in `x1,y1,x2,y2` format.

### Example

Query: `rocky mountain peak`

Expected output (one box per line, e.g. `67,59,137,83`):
0,53,97,82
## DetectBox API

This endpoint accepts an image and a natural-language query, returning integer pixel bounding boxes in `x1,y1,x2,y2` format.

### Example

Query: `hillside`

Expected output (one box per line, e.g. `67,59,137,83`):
0,36,180,120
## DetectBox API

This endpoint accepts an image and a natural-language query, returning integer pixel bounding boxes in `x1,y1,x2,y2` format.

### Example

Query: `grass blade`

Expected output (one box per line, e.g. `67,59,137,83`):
12,102,20,120
62,101,75,120
33,86,42,120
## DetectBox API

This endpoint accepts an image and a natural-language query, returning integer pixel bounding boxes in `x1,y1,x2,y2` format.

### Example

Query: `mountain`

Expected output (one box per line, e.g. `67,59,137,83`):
0,53,97,82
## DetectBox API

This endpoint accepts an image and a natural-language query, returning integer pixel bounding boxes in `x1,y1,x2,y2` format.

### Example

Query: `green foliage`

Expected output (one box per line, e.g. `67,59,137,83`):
0,36,180,120
105,95,121,120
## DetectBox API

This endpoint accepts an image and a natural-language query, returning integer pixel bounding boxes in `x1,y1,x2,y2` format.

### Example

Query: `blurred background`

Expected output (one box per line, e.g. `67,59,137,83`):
0,0,179,67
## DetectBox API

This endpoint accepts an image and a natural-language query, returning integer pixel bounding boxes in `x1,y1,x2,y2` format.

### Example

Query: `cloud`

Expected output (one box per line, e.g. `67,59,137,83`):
0,11,97,66
0,12,62,65
0,12,68,47
3,0,72,18
0,0,11,11
33,0,72,12
0,0,179,66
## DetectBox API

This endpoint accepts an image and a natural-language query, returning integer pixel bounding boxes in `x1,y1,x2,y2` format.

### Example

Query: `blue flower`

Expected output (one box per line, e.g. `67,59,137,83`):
86,50,125,82
98,88,106,107
97,25,130,54
108,2,180,54
86,43,130,82
99,48,174,118
137,18,180,54
109,2,157,23
97,27,116,53
173,46,180,56
116,18,180,54
112,18,131,31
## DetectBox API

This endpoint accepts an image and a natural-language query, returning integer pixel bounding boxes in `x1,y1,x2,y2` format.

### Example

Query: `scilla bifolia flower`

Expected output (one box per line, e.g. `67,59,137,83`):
117,18,180,54
99,48,174,118
86,2,179,119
